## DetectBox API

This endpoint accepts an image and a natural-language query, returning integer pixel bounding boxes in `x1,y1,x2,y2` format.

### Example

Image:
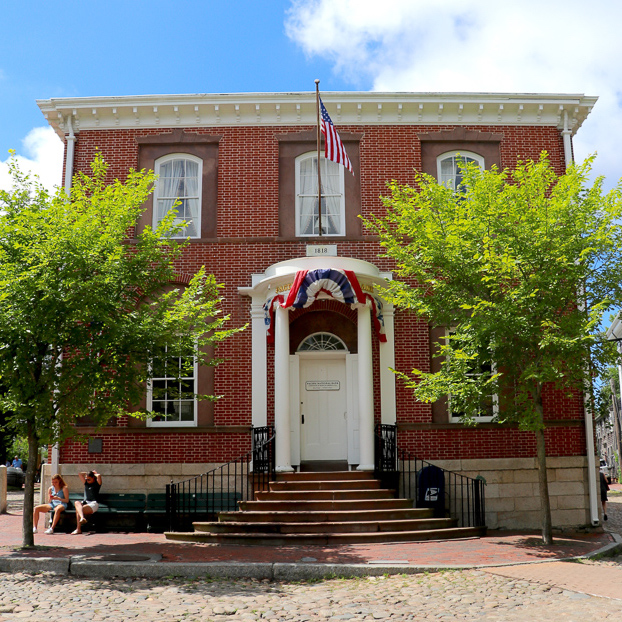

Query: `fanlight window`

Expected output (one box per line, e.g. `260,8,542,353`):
437,151,484,191
297,333,347,352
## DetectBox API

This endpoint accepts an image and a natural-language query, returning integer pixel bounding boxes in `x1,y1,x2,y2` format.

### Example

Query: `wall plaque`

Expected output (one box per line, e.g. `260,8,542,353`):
305,380,341,391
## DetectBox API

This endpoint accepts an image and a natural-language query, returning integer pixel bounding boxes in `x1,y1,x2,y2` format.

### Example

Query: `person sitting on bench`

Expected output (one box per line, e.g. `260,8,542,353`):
72,470,102,535
33,474,69,534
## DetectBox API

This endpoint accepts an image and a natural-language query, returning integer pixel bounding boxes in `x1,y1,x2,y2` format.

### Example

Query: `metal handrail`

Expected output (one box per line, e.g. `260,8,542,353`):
374,423,486,528
166,425,275,532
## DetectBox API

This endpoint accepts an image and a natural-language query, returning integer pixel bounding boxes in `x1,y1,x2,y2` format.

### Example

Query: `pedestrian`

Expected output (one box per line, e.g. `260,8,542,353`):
11,456,22,469
72,470,102,534
33,474,69,534
600,470,610,521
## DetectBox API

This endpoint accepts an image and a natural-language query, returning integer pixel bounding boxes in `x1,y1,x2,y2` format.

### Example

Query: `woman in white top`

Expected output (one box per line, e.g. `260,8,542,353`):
33,474,69,534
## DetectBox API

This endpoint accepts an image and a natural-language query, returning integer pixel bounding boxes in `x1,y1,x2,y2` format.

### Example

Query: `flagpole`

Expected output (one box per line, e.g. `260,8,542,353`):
315,79,322,237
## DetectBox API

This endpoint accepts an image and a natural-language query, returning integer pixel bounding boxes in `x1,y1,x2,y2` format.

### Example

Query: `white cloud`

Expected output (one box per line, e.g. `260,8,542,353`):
286,0,622,188
0,126,64,194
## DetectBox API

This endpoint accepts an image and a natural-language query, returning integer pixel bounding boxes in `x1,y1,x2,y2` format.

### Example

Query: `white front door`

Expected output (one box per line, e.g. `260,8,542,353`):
299,356,348,461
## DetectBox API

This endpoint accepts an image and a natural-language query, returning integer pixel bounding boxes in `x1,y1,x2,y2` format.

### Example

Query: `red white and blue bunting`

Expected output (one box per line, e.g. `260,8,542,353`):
263,269,386,344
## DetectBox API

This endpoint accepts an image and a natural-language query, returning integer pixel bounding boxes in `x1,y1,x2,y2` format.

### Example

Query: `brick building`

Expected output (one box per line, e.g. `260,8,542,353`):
37,91,601,530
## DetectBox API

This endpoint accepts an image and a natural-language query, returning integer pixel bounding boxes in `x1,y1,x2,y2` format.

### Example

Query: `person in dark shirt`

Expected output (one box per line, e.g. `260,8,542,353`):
72,470,102,534
600,470,610,521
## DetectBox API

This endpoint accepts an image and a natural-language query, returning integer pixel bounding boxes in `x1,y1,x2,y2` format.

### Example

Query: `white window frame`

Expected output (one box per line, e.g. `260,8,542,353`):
147,345,198,427
295,151,345,237
153,153,202,238
445,329,498,423
437,151,484,191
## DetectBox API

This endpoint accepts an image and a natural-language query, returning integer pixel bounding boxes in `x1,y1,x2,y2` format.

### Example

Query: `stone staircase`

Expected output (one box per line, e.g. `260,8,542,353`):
165,471,487,545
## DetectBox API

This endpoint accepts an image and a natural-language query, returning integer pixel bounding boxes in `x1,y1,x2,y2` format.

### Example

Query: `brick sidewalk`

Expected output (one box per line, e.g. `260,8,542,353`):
485,561,622,600
0,508,617,567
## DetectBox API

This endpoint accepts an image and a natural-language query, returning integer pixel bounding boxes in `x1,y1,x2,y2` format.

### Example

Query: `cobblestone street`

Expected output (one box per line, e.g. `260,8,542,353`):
0,567,621,621
1,491,620,620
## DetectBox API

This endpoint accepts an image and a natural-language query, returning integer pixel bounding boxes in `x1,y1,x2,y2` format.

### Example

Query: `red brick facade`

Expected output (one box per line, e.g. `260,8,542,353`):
53,99,584,466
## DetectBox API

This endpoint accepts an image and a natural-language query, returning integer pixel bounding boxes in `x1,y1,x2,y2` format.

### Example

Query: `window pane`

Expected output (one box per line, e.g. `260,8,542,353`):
323,196,341,234
178,402,194,422
157,199,177,221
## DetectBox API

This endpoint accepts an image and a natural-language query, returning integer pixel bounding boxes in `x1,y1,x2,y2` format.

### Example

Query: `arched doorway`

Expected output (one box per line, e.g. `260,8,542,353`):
240,256,395,472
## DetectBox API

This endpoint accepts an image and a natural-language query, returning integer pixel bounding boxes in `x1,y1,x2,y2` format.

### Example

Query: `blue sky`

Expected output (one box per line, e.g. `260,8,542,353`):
1,1,620,192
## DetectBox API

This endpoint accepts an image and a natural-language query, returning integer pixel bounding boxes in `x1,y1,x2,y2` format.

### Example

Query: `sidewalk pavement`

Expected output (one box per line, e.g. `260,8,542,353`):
1,497,621,585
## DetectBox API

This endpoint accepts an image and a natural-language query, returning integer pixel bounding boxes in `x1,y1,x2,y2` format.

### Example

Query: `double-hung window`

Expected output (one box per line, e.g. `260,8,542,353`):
295,152,345,236
446,330,497,423
153,154,202,238
147,345,197,426
437,151,484,191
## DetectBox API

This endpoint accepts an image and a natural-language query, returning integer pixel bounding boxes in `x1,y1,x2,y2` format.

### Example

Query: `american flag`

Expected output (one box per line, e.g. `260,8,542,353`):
320,98,354,175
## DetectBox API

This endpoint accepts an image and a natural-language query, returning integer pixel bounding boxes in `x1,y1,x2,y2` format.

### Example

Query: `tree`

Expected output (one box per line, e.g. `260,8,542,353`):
365,154,622,544
0,154,240,547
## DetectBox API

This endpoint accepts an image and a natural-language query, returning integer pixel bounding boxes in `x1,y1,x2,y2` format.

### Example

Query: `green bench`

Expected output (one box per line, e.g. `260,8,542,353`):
54,492,147,532
52,491,242,532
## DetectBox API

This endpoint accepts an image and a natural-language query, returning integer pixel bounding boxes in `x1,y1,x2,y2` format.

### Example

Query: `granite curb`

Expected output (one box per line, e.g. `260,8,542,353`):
1,533,620,580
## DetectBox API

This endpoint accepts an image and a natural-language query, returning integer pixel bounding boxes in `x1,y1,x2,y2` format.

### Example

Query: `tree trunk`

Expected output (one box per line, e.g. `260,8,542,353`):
22,424,39,547
534,392,553,545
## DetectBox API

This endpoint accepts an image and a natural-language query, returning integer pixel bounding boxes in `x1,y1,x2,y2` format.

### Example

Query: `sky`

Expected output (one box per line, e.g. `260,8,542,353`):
1,0,620,193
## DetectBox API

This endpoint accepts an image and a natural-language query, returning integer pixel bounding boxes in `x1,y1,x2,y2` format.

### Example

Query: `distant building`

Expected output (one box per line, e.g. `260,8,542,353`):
596,407,619,481
602,314,622,481
38,90,600,530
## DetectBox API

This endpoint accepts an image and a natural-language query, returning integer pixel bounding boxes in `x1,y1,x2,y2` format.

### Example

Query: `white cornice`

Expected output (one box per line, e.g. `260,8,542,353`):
37,91,597,140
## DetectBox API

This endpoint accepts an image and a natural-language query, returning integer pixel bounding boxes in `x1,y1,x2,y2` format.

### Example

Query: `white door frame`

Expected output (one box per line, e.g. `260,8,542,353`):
290,350,360,468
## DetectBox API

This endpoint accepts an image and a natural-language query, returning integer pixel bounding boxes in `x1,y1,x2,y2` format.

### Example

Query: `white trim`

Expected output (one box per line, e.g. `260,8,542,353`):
153,153,202,239
295,151,345,237
38,92,597,138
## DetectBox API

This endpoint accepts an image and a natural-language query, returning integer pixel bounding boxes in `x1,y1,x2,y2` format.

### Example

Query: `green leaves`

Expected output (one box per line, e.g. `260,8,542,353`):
365,154,622,428
0,154,240,446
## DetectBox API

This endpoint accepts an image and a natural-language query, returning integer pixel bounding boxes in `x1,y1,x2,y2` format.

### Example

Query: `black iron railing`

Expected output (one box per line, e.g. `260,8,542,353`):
166,425,275,532
374,423,486,528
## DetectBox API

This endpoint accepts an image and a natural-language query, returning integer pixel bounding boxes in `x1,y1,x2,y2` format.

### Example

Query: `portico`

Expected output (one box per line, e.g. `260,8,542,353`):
239,256,396,472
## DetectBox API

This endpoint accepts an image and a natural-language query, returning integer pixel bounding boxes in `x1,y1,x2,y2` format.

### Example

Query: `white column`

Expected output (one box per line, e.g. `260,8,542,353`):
562,110,573,170
51,444,59,474
357,305,375,471
64,114,76,196
250,299,268,427
274,304,294,472
379,304,396,425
